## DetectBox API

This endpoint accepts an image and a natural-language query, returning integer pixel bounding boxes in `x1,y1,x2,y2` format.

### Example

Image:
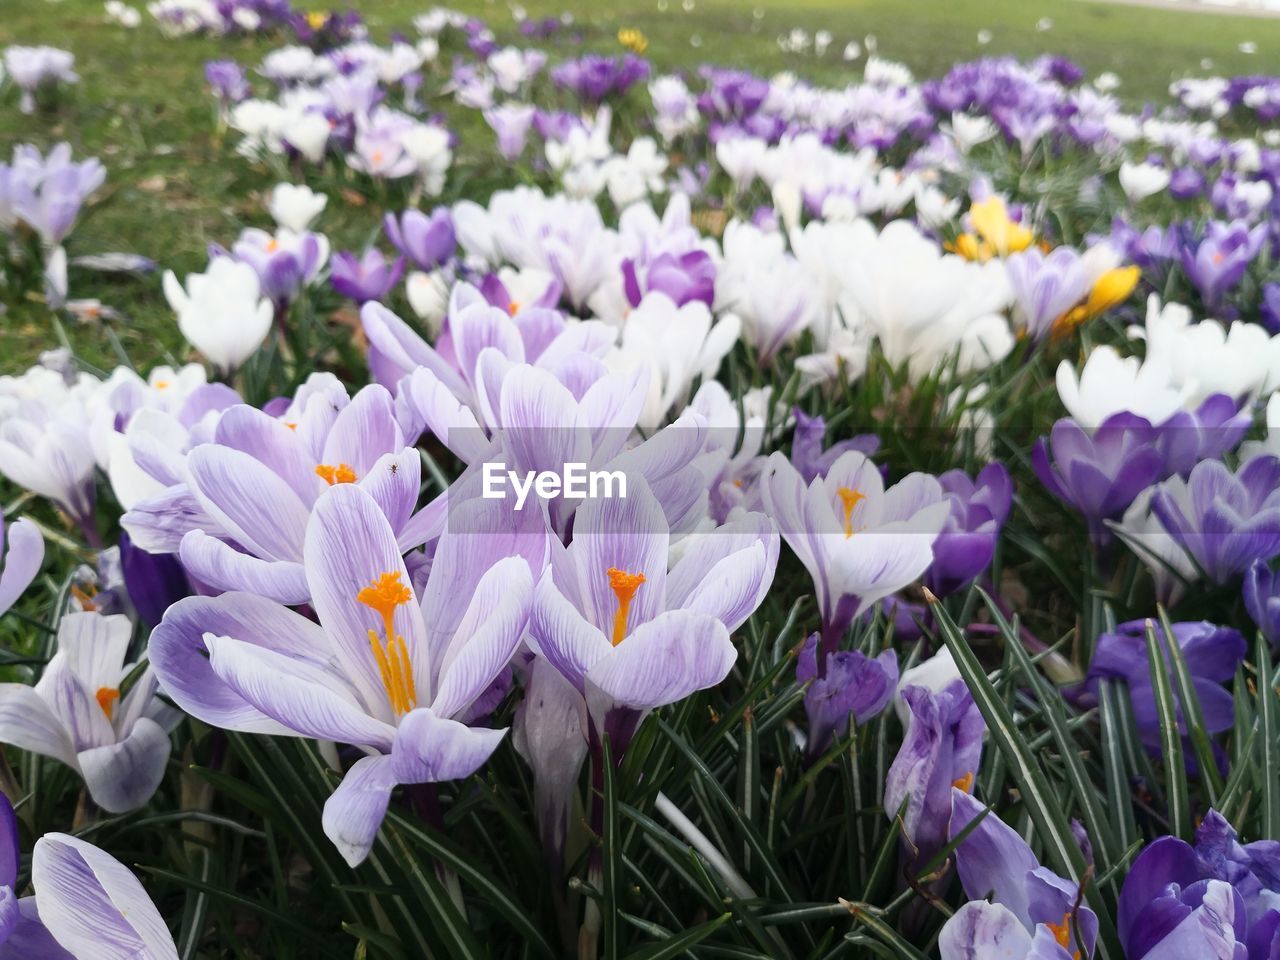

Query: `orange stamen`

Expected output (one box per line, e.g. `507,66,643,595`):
507,300,521,316
607,568,646,646
96,687,120,720
1046,913,1080,959
315,463,357,485
952,772,974,793
837,487,866,538
357,572,417,716
71,584,99,612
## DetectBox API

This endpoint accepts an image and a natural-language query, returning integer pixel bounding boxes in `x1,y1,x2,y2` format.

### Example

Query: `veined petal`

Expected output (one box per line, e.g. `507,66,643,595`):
0,684,77,769
150,593,329,735
55,613,130,695
178,530,311,604
357,449,420,538
321,384,403,478
321,754,397,868
205,635,396,751
390,706,506,784
938,900,1034,960
186,445,311,562
32,833,178,960
213,405,319,504
527,575,611,692
0,518,43,616
431,557,532,719
78,717,170,814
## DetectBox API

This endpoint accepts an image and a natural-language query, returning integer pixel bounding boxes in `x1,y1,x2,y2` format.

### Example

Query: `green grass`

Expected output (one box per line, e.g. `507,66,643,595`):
3,0,1280,374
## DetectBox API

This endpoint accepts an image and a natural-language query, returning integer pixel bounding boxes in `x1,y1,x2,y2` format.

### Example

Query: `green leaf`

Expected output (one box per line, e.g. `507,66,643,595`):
1256,634,1280,838
1143,619,1189,840
620,913,732,960
1157,605,1223,804
1096,679,1138,855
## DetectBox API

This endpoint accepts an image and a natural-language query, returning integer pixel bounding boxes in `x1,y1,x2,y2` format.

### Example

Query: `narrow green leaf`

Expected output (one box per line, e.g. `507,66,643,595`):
1157,605,1223,803
1096,680,1138,855
603,736,620,960
1256,634,1280,838
620,913,732,960
1143,619,1189,840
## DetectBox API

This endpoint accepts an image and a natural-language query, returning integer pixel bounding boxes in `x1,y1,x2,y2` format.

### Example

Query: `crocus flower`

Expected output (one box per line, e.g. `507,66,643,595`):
1245,559,1280,646
797,633,897,756
925,462,1013,598
118,530,190,629
0,612,176,813
162,257,273,373
1086,619,1244,761
31,831,179,959
1151,455,1280,583
1004,244,1139,340
527,478,776,754
1,142,105,246
3,46,78,114
384,207,455,271
789,410,879,484
483,103,536,161
943,789,1098,959
167,384,429,604
0,508,42,617
330,249,405,304
1119,161,1170,202
205,59,249,104
550,53,650,105
152,485,543,866
267,183,326,233
1179,220,1266,313
762,450,948,662
1117,812,1268,959
622,249,716,309
223,227,329,309
0,398,97,534
884,677,984,868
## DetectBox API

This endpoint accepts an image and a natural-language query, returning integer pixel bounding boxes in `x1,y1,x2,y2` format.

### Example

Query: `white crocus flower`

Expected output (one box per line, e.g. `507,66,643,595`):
163,258,273,374
268,183,327,233
1118,161,1170,203
1055,344,1189,428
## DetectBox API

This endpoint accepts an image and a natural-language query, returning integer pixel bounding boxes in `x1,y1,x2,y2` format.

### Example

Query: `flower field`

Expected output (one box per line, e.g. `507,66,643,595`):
4,1,1280,957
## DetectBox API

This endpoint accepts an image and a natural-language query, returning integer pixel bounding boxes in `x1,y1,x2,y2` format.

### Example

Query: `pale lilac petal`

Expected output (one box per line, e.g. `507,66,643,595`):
32,833,178,960
527,576,611,692
361,301,467,396
38,657,113,752
431,557,532,718
204,635,396,751
150,593,328,735
0,518,43,616
178,530,310,604
213,405,319,504
399,367,491,462
321,384,404,477
304,484,428,719
54,613,130,694
390,706,506,783
356,449,420,537
321,754,396,868
186,445,311,561
120,486,216,554
938,900,1034,960
78,716,170,814
0,898,74,960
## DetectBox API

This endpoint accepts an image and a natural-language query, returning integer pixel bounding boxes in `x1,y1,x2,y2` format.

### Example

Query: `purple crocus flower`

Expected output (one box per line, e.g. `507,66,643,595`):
204,59,249,103
0,508,44,617
118,530,190,629
1245,559,1280,646
763,450,949,664
789,410,879,484
1032,413,1172,545
152,485,544,866
384,207,455,270
0,612,177,813
527,478,776,754
0,803,178,958
885,678,985,869
1151,455,1280,583
1086,619,1244,762
1179,220,1267,313
925,462,1013,598
162,384,434,604
477,271,562,316
2,143,105,246
1117,811,1271,959
330,249,405,303
796,633,897,756
941,788,1098,959
483,103,536,161
1169,167,1206,201
1263,282,1280,334
550,53,650,105
621,250,716,310
222,227,328,309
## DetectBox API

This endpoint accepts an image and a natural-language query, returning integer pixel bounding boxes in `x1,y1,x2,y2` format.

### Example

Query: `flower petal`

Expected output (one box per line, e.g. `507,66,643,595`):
78,716,170,814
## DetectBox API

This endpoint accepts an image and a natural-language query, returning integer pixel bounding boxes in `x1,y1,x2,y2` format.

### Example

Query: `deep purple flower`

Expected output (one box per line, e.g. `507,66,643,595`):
789,410,879,483
1262,283,1280,334
1118,811,1278,959
1087,619,1244,759
1151,455,1280,583
1180,220,1267,313
550,53,650,105
622,250,716,309
330,249,405,304
925,462,1013,598
119,529,191,628
384,208,455,270
1168,167,1206,201
796,633,897,756
884,679,985,869
1245,559,1280,647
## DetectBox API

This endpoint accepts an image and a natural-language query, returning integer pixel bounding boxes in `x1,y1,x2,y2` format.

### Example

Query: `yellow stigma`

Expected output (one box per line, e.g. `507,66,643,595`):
315,463,357,485
607,567,646,646
265,238,281,253
357,572,417,717
306,10,328,29
837,487,866,538
962,196,1034,261
96,686,120,720
951,771,974,793
507,300,521,316
154,379,171,390
618,27,649,53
